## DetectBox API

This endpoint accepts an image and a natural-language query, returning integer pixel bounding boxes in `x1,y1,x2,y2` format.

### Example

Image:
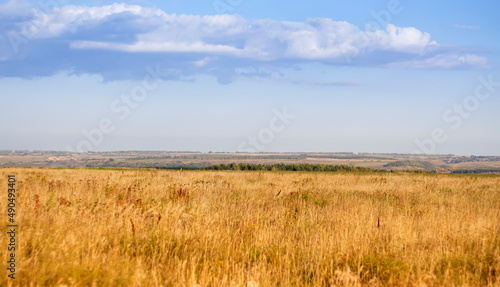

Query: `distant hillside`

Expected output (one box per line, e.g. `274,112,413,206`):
384,160,435,171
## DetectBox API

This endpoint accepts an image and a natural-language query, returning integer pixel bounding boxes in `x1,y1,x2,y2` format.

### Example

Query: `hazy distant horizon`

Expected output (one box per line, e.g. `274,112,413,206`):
2,148,499,157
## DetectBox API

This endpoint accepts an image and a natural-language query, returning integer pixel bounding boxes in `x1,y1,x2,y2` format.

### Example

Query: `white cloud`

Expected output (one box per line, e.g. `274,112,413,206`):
71,40,245,55
377,24,437,53
26,3,164,38
193,56,218,67
388,54,488,69
454,24,480,30
62,15,439,62
22,3,444,62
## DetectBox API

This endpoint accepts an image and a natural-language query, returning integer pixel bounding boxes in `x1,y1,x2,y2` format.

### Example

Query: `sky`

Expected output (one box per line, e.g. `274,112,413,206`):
0,0,499,155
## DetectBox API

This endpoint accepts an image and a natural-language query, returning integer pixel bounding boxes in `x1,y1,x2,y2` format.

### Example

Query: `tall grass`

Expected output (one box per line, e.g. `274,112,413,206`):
1,168,499,286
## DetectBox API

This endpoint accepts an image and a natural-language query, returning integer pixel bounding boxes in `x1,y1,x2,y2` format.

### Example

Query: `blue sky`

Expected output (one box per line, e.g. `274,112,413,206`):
0,0,499,155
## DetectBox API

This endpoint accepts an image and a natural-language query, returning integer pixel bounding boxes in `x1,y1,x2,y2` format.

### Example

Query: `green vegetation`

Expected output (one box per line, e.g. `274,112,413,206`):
384,160,436,171
204,162,386,172
451,168,500,174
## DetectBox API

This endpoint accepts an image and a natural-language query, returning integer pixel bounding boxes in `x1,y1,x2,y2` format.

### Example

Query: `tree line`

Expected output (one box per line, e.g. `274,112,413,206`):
203,163,384,172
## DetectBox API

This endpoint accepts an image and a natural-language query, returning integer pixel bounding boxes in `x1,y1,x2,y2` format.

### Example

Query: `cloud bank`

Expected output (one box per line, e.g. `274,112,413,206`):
0,2,489,83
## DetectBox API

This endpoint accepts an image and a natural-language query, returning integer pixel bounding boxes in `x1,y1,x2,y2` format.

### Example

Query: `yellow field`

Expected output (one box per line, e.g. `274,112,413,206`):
1,168,499,286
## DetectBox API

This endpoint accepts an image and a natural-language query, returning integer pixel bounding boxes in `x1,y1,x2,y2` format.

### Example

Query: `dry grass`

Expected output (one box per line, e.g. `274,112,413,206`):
0,167,499,286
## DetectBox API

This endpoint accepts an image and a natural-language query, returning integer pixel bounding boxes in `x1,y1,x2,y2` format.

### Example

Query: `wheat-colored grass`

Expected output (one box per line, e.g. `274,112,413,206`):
0,168,499,286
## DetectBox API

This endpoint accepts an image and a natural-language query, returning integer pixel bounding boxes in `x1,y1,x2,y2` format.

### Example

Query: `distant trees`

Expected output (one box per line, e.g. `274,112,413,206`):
450,168,500,174
204,163,383,173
